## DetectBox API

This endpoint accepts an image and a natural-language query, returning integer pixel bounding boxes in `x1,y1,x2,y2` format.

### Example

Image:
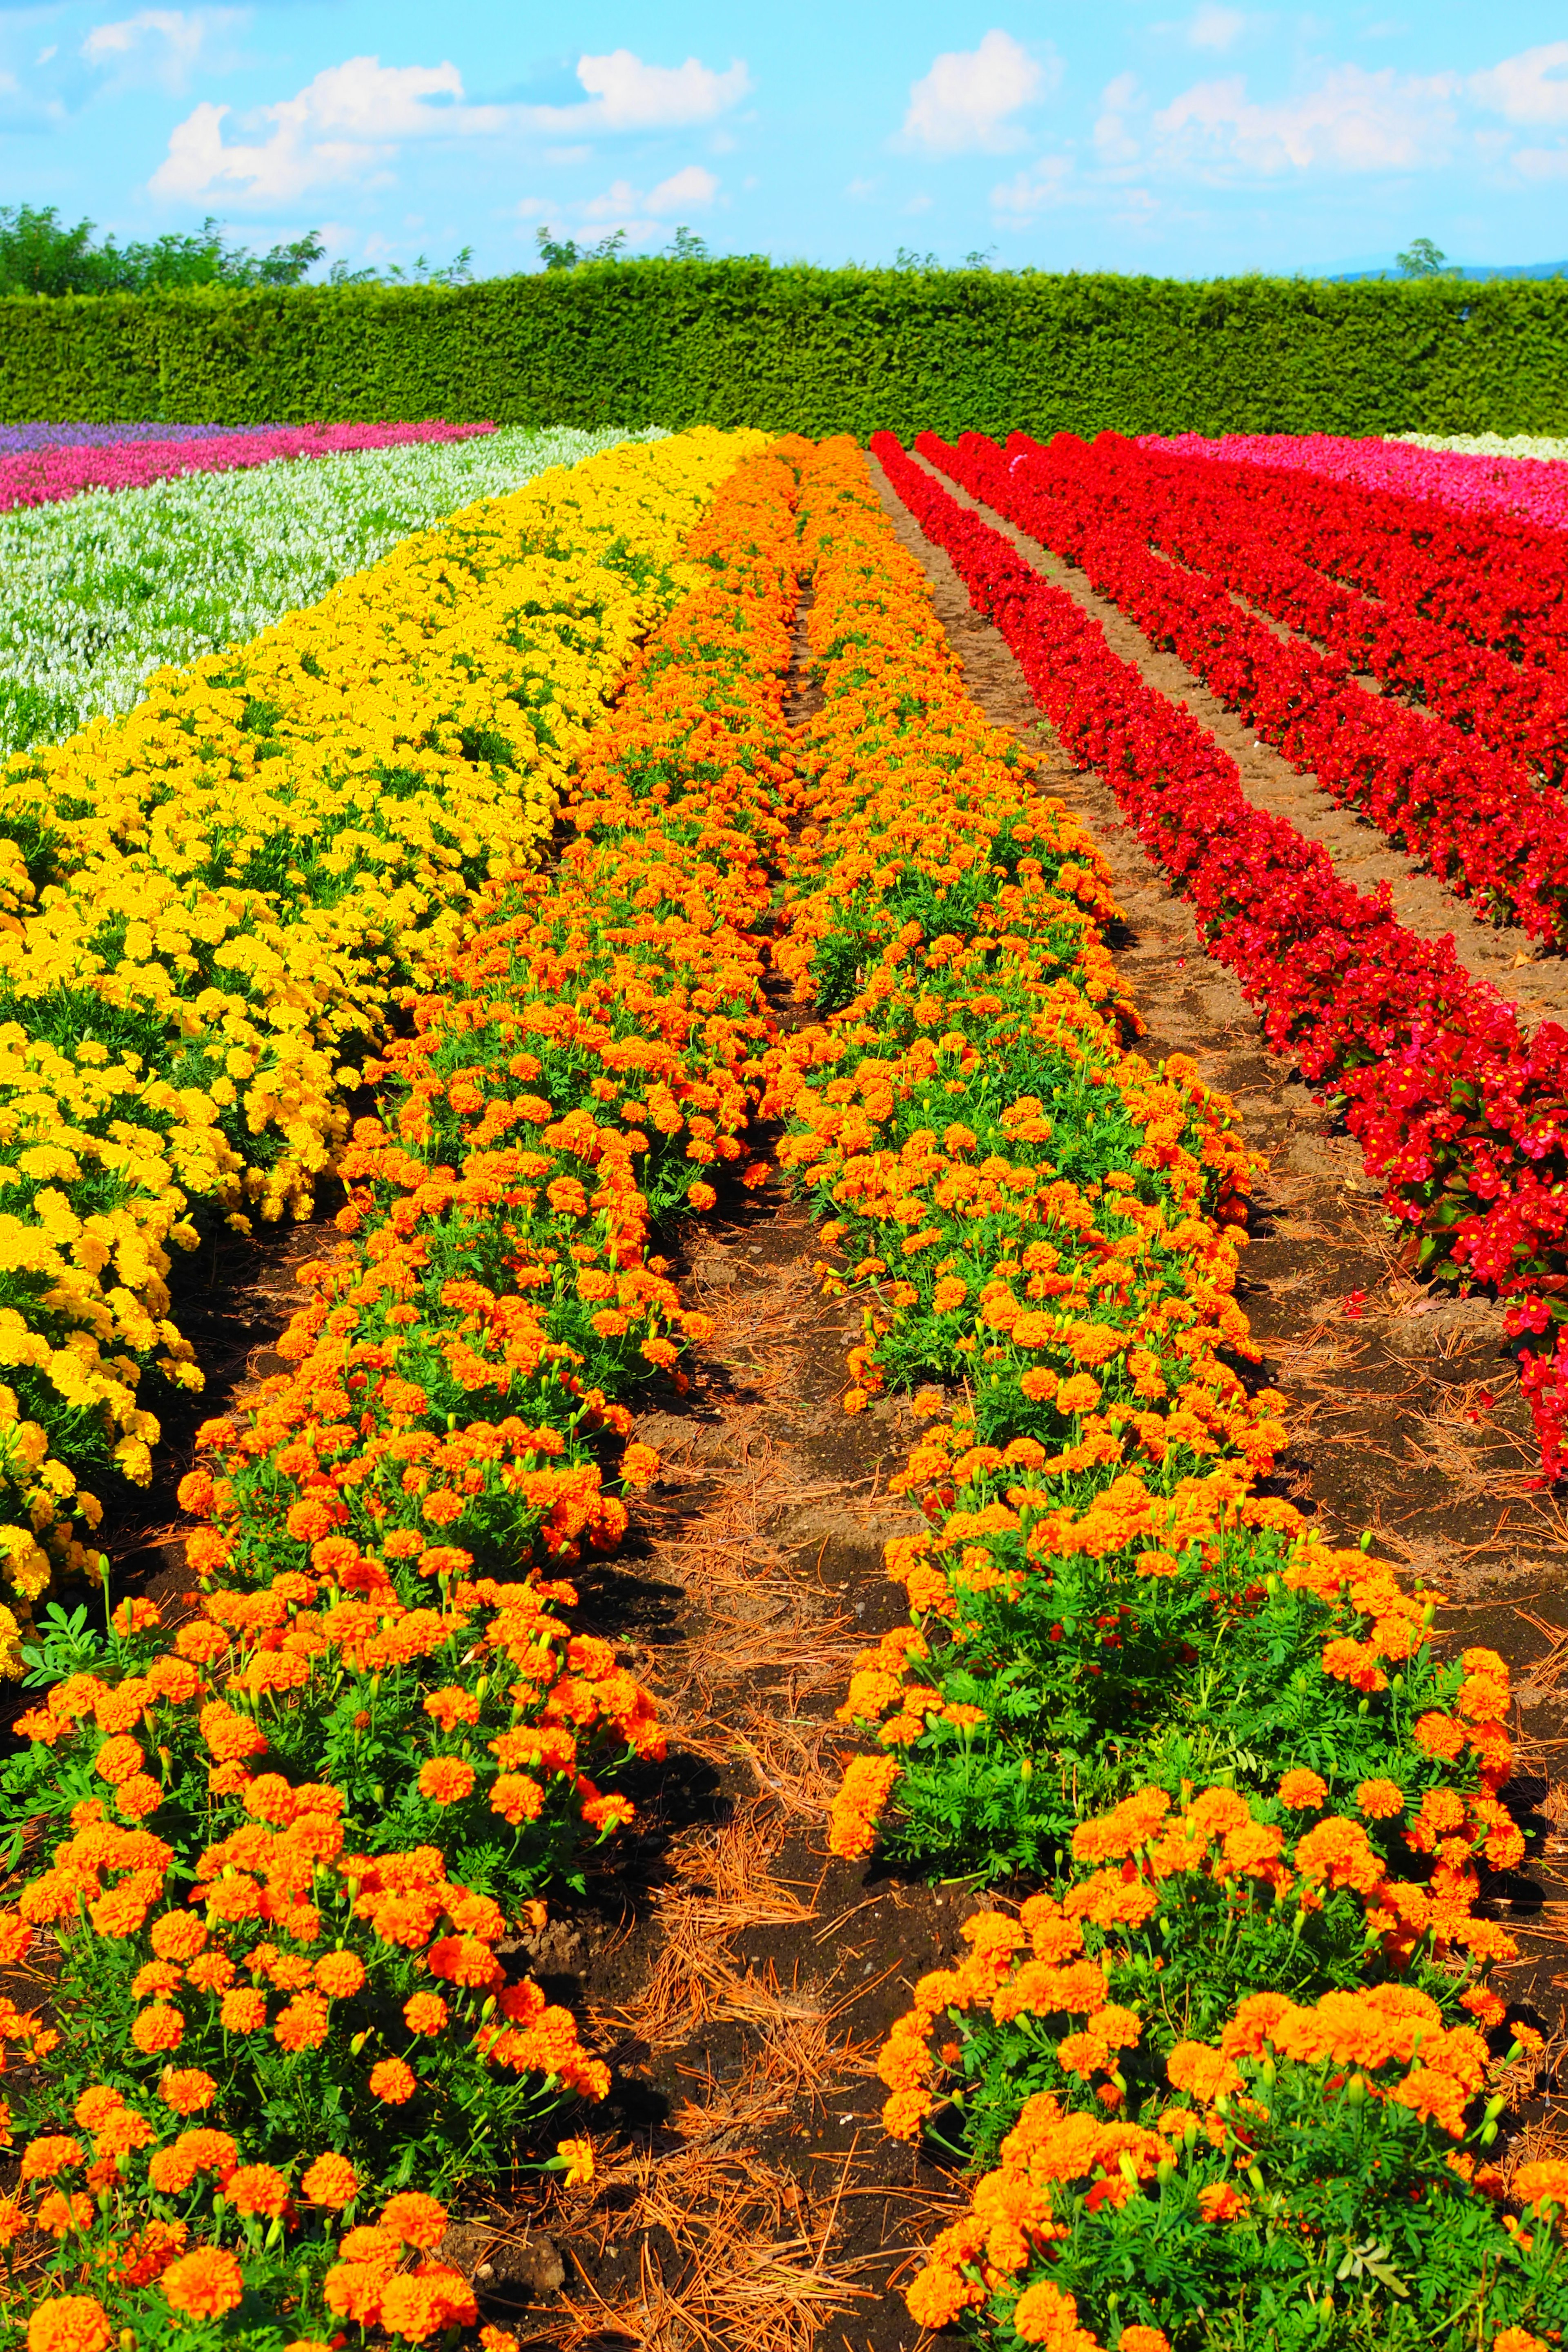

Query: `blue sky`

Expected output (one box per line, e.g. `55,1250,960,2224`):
3,2,1567,279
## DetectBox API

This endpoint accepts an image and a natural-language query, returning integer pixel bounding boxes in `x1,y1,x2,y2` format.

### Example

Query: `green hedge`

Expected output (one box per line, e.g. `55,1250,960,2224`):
4,262,1567,437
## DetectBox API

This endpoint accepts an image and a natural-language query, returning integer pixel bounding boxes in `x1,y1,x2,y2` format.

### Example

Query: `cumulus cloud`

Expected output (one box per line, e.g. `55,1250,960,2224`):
517,49,751,136
1470,41,1568,126
151,56,488,202
521,165,722,245
1154,63,1458,174
900,29,1056,156
149,46,750,206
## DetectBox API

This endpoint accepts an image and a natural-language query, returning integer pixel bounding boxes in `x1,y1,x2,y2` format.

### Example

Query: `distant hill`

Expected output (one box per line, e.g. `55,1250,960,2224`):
1327,259,1568,283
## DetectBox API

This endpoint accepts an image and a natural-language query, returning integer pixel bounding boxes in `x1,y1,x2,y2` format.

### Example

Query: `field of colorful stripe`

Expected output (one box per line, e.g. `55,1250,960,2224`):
1142,429,1568,530
0,420,490,518
0,427,753,1659
0,424,658,759
781,436,1560,2352
0,435,795,2352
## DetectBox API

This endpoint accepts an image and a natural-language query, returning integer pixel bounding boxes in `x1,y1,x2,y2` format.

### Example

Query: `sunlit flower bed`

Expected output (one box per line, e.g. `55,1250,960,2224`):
0,428,750,1654
0,439,802,2350
0,421,492,519
1144,430,1568,531
769,444,1564,2349
0,424,661,760
892,428,1568,1483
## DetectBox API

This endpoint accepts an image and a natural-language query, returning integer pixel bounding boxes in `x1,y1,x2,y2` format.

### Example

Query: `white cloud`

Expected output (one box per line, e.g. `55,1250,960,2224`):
151,56,490,204
1470,42,1568,127
149,46,749,207
517,49,751,137
991,153,1074,218
83,8,241,92
900,29,1056,156
1187,4,1245,51
521,166,722,245
1095,72,1143,165
1154,64,1458,174
644,164,719,214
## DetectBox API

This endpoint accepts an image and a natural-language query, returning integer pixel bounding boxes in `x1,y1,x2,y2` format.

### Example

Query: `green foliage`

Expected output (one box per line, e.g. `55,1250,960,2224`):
4,262,1568,435
0,206,325,296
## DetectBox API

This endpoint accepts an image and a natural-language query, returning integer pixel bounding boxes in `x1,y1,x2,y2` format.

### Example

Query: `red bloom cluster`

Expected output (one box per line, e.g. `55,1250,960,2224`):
874,429,1568,1477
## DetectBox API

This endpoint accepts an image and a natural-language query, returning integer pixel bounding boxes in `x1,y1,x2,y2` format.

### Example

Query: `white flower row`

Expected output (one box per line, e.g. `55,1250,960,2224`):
0,424,659,761
1393,432,1568,462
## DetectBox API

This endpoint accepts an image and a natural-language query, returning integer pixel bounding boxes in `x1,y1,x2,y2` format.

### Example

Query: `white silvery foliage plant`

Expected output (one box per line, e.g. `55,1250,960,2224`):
0,423,663,759
1394,432,1568,462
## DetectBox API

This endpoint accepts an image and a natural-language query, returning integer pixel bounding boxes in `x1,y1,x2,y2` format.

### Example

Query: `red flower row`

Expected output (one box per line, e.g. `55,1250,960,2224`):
870,430,1568,1479
931,428,1568,945
1143,432,1568,677
1120,438,1568,784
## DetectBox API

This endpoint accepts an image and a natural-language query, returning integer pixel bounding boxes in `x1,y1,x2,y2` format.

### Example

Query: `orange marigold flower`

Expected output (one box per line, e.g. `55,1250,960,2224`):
1011,2278,1100,2347
379,2267,478,2342
160,2246,245,2321
1513,2161,1568,2212
827,1753,901,1862
490,1772,545,1825
904,2263,983,2330
92,1735,144,1788
1494,2332,1550,2352
1412,1712,1466,1761
369,2058,417,2104
403,1991,450,2035
228,2165,291,2219
314,1950,367,1999
1120,2332,1173,2352
1166,2044,1243,2103
20,2137,82,2182
421,1686,480,1733
1197,2182,1251,2223
1355,1778,1404,1820
26,2296,111,2352
301,2152,360,2208
158,2069,216,2116
273,1993,330,2053
379,2192,450,2249
1276,1769,1327,1811
130,2004,183,2055
418,1757,476,1806
220,1987,268,2034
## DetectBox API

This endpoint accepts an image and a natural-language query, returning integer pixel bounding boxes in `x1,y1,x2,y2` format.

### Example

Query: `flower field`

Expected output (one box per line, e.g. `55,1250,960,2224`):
0,425,659,760
0,419,1563,2352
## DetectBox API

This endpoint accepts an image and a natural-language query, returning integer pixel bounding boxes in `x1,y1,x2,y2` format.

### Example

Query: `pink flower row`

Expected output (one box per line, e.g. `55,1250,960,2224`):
874,427,1568,1479
1141,431,1568,535
0,419,494,516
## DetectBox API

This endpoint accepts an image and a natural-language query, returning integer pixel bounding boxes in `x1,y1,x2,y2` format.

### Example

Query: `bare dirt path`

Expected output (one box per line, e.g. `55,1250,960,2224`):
901,448,1568,1034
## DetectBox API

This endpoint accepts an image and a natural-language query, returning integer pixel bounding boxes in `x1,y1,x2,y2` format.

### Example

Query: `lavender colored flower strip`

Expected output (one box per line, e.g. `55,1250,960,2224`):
0,419,492,514
1140,430,1568,532
0,421,258,455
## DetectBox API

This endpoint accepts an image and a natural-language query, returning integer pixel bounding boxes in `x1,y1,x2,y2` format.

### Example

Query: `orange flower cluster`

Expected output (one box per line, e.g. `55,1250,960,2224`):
3,442,814,2347
759,441,1542,2349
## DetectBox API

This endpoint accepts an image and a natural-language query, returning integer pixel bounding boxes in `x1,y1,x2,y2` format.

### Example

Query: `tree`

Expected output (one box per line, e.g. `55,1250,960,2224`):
1396,237,1454,278
0,207,324,294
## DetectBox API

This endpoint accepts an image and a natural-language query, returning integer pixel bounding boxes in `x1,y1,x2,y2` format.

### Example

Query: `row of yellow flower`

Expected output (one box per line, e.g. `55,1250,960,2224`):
761,446,1561,2347
0,445,807,2349
0,428,764,1650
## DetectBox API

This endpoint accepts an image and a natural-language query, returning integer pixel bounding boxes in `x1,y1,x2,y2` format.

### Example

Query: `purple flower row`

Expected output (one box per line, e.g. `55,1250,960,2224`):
1140,430,1568,532
0,421,257,455
0,419,494,514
